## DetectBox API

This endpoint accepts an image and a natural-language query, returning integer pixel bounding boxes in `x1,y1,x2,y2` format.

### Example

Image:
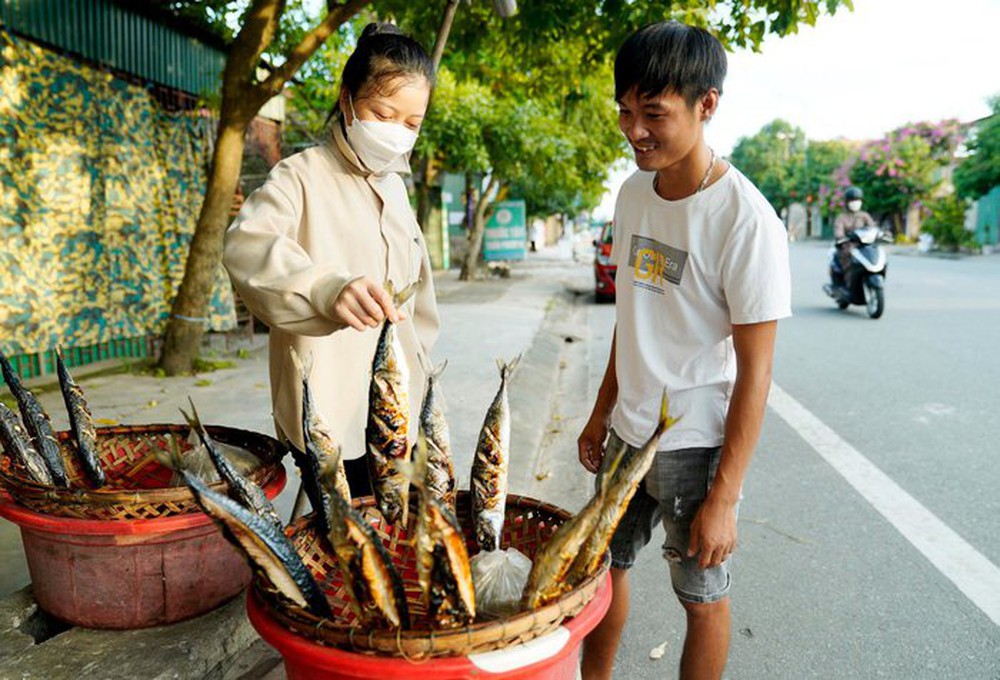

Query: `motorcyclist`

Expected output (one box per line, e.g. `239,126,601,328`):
832,186,876,287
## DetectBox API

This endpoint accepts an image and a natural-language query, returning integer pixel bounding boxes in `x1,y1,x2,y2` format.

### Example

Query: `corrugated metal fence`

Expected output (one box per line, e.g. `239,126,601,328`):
0,0,226,97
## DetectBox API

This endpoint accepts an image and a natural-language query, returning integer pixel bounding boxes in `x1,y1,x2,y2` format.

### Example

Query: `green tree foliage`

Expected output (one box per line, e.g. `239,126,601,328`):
818,120,963,231
954,96,1000,200
729,119,804,213
922,194,976,251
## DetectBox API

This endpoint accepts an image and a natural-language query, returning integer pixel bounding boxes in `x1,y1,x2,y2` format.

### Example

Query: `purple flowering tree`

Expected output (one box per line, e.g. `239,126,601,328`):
820,120,963,235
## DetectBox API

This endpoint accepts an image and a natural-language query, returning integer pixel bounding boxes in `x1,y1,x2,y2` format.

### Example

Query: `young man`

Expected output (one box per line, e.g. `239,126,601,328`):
577,22,791,680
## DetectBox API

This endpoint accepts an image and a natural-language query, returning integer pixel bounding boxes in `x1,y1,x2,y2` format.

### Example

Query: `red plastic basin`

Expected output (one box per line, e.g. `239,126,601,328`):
247,570,612,680
0,467,285,629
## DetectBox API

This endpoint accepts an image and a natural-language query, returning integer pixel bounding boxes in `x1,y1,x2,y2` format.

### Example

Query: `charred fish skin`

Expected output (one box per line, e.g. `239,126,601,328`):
566,390,679,585
426,500,476,626
471,357,518,552
319,448,410,629
180,400,283,532
183,470,332,618
54,349,105,488
290,348,351,504
321,466,410,629
0,352,68,487
0,402,53,485
292,436,334,538
366,320,411,526
419,362,456,510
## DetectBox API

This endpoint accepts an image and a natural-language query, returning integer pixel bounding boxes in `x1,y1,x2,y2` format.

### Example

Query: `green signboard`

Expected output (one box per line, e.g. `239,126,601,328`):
483,200,527,261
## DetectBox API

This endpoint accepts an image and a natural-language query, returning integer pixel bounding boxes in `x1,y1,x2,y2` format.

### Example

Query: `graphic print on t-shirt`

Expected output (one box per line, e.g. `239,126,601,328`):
627,234,688,294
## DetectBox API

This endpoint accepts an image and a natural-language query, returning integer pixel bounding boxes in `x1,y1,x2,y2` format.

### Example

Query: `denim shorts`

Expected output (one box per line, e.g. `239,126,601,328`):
599,430,738,604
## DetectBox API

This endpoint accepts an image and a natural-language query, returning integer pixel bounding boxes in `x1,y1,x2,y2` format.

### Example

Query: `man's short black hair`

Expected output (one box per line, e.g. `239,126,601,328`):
615,21,727,107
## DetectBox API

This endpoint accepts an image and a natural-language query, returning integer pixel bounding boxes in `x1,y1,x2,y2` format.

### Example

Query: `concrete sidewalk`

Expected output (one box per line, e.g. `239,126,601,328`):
0,249,595,678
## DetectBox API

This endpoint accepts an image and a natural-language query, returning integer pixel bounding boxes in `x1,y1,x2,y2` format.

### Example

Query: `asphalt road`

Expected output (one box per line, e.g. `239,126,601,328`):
531,242,1000,679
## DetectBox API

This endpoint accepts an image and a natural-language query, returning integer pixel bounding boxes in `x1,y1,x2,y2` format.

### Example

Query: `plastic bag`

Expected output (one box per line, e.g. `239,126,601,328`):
470,547,533,619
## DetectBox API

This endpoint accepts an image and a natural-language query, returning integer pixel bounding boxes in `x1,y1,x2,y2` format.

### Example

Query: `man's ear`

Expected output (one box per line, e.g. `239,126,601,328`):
698,89,720,122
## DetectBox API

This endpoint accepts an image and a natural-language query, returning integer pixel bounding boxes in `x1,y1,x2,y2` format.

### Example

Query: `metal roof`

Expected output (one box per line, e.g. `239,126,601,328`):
0,0,227,96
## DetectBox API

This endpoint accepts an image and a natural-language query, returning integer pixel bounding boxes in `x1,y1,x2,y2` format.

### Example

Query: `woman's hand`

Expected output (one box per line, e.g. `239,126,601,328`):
331,277,407,331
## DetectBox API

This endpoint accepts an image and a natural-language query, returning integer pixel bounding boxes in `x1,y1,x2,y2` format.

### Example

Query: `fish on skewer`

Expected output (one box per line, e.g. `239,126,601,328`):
365,281,418,526
471,356,520,551
290,348,350,504
0,402,53,485
522,390,675,609
54,348,106,488
0,351,67,487
319,443,410,629
180,398,283,532
285,348,337,536
565,391,680,585
418,360,456,510
407,435,475,627
182,469,332,618
519,447,623,611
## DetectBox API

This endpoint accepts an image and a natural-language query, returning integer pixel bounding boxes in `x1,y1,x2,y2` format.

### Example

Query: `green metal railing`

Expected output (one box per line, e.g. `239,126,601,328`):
5,336,154,381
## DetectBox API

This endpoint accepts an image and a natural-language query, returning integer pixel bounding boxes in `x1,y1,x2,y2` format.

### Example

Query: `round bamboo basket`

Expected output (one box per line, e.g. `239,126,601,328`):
254,491,610,658
0,424,285,520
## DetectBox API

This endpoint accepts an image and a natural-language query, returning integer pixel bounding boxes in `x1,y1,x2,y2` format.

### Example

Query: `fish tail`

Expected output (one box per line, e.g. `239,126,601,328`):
431,360,448,380
655,388,681,439
498,354,522,383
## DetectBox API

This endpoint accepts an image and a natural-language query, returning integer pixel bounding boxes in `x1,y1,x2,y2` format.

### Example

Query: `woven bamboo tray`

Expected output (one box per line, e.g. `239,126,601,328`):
254,491,610,658
0,424,285,520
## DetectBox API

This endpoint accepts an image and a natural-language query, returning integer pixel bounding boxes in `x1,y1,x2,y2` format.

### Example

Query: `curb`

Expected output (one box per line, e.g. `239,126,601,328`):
0,589,258,679
507,287,577,493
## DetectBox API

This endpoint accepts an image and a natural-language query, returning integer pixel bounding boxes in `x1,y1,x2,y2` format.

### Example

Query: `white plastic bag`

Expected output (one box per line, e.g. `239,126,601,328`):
470,547,533,619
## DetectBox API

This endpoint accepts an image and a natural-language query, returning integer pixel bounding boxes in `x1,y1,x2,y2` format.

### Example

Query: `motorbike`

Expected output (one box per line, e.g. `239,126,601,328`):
822,225,891,319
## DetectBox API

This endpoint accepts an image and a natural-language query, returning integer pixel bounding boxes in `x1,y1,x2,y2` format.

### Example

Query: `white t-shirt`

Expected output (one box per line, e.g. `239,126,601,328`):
610,165,792,450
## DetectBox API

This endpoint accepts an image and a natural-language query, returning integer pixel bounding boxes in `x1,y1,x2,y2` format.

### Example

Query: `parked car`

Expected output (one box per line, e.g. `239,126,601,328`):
593,221,616,302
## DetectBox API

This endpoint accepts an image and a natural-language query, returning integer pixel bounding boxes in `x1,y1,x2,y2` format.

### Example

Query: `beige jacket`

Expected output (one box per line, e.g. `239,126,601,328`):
223,122,439,459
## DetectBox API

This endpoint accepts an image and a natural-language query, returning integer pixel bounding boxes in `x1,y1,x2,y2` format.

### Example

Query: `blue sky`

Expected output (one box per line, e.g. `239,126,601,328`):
595,0,999,219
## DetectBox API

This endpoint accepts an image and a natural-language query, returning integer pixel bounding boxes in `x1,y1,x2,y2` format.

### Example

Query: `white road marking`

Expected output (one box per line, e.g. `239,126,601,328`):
768,382,1000,626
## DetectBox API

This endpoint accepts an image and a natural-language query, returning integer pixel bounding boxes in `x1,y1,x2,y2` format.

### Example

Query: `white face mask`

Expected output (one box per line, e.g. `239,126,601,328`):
344,95,418,173
847,200,862,212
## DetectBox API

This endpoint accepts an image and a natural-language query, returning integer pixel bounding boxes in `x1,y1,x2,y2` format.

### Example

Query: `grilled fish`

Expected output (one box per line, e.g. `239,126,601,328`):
471,356,519,551
180,398,283,532
408,436,475,627
0,402,53,485
418,361,456,510
54,348,105,488
290,348,350,504
183,469,332,618
365,284,417,526
519,444,625,611
286,348,337,536
565,390,680,586
319,445,410,629
0,351,67,487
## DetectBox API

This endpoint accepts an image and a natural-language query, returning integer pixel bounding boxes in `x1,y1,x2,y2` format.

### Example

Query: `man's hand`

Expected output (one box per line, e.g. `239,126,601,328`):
687,497,738,569
577,416,609,473
331,277,407,331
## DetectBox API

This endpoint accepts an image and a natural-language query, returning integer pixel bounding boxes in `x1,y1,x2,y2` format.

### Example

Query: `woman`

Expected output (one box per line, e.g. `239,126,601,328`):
223,23,439,498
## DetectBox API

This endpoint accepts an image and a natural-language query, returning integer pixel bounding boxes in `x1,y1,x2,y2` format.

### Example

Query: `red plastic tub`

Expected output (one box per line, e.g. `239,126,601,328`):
0,468,285,629
247,570,612,680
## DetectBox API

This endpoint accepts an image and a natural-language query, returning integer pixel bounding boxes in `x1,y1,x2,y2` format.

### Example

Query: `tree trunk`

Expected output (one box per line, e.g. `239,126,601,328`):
459,175,498,281
157,0,372,374
160,118,249,375
415,155,438,232
413,0,458,236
